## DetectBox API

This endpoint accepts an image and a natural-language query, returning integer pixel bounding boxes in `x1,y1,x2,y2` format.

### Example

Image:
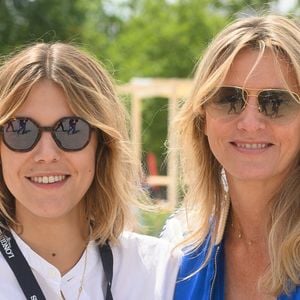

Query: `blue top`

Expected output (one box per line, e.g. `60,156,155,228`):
174,236,300,300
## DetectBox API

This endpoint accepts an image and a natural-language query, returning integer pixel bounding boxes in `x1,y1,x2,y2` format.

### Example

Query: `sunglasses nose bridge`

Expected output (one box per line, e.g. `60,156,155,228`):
35,127,61,151
39,126,58,141
40,126,54,133
32,130,62,163
37,127,56,145
236,101,267,132
243,91,263,113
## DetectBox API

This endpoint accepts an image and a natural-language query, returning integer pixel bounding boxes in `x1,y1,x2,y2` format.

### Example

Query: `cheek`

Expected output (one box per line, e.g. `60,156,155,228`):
280,129,300,163
75,153,96,198
77,138,97,179
204,116,218,140
204,118,229,159
0,145,24,196
1,145,15,179
85,154,96,177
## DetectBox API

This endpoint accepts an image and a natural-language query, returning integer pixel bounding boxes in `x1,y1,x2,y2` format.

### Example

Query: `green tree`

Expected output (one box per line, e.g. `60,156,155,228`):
106,0,227,81
0,0,108,54
104,0,229,174
212,0,277,15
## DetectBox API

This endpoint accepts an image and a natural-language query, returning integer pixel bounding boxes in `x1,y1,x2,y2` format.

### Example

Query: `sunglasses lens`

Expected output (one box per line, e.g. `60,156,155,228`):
206,87,246,118
258,90,300,121
53,117,90,151
2,118,39,151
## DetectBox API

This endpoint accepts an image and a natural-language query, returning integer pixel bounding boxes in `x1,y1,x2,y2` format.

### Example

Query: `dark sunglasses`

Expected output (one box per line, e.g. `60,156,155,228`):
206,86,300,123
1,116,92,152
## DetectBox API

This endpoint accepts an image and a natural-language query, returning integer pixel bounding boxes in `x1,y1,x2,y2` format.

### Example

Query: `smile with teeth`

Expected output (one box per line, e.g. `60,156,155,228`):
30,175,67,184
235,143,269,149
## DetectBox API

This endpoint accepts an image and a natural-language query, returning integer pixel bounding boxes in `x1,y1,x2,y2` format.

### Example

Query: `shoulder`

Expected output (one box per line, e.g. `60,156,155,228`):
119,231,172,248
160,209,187,245
0,250,27,297
179,230,219,268
110,232,182,300
114,231,182,266
160,207,204,246
279,285,300,299
174,238,223,300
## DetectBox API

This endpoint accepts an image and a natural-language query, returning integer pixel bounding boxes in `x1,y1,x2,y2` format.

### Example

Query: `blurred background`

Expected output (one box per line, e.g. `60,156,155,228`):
1,0,299,235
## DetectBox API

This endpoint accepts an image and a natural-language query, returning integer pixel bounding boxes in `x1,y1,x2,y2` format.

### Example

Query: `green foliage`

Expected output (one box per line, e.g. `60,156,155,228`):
0,0,88,54
138,209,171,237
142,98,169,175
106,0,228,81
103,0,229,175
212,0,277,16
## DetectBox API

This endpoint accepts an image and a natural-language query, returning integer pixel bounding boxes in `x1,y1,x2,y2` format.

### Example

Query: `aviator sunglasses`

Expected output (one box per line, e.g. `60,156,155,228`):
0,116,92,152
205,86,300,123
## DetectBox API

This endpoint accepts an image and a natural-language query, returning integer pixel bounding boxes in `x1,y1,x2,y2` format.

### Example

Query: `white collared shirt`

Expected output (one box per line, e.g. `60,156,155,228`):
0,231,181,300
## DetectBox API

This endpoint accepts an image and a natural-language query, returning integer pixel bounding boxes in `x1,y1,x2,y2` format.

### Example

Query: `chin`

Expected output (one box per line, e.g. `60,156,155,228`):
226,167,277,182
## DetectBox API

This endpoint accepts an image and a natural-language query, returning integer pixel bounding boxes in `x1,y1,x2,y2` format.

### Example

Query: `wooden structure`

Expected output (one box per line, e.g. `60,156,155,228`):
118,78,193,207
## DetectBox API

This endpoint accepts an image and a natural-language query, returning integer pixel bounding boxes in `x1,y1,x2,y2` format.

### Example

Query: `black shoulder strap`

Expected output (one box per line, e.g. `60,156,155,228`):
0,226,46,300
0,222,113,300
99,242,113,300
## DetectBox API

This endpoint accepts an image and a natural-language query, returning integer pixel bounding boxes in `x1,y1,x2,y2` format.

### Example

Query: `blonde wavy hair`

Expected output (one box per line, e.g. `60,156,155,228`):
0,43,143,245
176,14,300,295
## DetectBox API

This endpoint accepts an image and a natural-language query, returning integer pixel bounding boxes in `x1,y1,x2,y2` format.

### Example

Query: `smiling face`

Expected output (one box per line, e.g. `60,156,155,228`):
205,48,300,185
0,79,97,222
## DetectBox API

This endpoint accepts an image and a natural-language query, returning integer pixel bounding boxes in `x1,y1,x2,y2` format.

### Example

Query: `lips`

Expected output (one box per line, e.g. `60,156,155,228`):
230,141,273,150
229,140,274,153
28,175,68,184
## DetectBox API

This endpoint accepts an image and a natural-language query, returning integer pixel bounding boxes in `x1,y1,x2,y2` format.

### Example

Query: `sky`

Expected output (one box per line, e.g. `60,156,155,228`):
277,0,298,12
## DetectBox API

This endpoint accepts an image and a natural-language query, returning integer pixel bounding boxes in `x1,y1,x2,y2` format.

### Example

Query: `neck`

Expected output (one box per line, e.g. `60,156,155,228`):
228,208,268,247
226,177,277,245
14,209,89,275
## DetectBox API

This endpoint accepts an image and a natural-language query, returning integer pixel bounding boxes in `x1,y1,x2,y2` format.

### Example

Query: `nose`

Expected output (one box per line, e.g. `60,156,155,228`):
33,132,61,163
236,96,267,132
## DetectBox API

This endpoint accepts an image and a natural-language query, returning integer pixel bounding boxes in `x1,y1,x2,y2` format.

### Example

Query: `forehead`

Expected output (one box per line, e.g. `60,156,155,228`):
15,79,74,125
223,48,298,91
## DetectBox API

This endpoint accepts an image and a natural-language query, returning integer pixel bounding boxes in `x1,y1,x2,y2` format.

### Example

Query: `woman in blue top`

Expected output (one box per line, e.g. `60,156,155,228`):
173,14,300,299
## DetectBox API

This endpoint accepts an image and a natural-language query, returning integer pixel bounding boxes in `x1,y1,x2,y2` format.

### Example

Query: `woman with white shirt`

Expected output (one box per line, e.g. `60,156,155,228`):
0,43,180,300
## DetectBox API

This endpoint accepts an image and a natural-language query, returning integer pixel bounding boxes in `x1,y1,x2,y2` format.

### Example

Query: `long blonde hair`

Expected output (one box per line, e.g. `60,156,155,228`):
176,14,300,295
0,43,143,245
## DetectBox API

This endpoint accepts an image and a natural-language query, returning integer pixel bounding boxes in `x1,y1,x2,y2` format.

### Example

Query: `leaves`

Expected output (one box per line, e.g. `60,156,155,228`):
106,0,227,81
